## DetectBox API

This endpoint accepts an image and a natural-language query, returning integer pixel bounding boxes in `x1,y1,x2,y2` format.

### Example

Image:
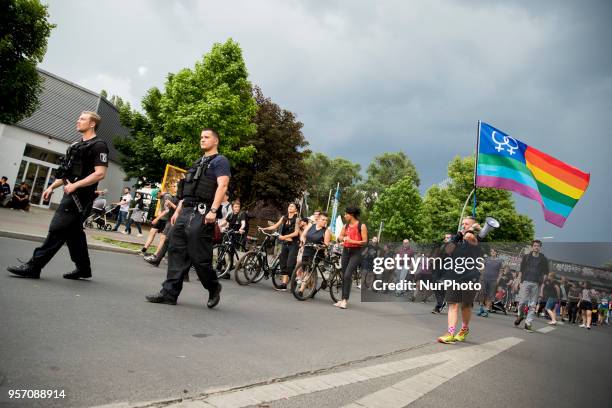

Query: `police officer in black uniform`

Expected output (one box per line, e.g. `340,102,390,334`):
146,128,230,308
7,111,109,280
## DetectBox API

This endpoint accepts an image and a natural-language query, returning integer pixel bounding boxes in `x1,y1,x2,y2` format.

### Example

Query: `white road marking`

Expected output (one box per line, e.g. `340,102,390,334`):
156,337,522,408
537,326,556,333
342,337,522,408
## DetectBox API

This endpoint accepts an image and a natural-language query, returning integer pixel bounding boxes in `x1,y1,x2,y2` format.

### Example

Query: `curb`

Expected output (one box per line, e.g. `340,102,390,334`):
0,230,138,256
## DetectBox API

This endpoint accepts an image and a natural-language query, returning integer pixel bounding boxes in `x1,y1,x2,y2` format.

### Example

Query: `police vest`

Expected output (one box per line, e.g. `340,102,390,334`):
178,154,219,204
59,139,106,182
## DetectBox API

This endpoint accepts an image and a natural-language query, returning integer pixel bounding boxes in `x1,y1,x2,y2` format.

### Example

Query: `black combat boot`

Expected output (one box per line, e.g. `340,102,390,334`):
7,260,41,279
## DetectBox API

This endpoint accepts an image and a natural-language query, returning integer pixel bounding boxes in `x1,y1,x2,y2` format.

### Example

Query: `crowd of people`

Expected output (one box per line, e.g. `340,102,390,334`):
4,112,610,346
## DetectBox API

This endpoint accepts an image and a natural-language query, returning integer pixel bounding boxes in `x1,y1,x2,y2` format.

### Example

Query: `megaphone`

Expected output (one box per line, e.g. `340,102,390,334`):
478,216,500,239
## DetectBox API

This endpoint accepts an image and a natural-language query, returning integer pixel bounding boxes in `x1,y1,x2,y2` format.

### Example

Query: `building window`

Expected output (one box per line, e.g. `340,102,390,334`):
23,144,62,165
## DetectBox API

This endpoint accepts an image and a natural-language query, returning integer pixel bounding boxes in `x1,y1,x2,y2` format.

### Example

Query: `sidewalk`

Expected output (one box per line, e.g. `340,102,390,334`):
0,206,161,255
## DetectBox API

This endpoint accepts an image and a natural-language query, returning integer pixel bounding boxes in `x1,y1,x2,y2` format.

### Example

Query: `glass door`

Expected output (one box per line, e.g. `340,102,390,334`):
31,165,50,206
16,159,53,207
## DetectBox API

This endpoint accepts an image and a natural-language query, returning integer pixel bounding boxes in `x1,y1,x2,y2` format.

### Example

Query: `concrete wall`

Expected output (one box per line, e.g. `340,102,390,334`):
0,124,132,207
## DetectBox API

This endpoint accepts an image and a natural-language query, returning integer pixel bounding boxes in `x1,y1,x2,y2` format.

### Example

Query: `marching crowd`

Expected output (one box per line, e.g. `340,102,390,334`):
5,112,609,347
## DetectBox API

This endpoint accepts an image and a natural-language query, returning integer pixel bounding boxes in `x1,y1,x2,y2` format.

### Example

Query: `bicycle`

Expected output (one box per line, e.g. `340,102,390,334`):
290,243,343,302
234,228,283,288
212,230,244,279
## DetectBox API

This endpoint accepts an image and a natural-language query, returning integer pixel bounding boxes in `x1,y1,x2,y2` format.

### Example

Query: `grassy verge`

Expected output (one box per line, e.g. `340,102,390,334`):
93,235,156,252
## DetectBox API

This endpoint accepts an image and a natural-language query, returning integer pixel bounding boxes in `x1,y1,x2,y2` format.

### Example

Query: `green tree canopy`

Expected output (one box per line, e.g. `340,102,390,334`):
114,39,258,185
153,38,257,166
370,175,424,242
362,151,420,209
231,87,310,208
303,152,362,214
421,156,535,242
0,0,55,124
113,88,166,183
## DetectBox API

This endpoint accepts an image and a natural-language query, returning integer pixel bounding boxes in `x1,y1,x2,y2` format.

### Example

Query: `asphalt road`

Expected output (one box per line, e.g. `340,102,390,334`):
0,237,609,408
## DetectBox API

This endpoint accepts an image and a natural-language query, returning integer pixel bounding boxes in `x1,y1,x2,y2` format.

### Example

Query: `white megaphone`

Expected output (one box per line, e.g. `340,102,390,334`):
478,216,500,239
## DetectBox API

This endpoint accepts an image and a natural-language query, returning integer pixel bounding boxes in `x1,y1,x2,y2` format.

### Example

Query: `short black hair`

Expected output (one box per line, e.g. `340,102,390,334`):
1,176,7,181
532,239,542,246
319,212,329,218
345,206,361,218
202,128,220,140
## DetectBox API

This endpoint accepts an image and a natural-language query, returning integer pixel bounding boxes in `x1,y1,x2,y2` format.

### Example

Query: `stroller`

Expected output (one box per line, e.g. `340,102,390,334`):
489,288,508,315
84,203,115,231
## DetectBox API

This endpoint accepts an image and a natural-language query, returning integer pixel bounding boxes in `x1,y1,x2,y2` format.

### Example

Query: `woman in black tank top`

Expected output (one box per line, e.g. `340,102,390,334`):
260,203,300,290
301,215,331,262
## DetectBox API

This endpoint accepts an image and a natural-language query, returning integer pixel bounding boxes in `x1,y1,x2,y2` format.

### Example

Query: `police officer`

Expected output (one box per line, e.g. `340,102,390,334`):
146,128,230,308
7,111,109,280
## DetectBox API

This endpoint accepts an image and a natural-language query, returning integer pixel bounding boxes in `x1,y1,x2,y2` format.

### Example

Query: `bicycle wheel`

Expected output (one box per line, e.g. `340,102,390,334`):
270,257,285,289
235,252,259,286
363,269,376,289
214,246,232,279
291,262,317,300
353,265,362,289
329,270,344,303
250,253,267,283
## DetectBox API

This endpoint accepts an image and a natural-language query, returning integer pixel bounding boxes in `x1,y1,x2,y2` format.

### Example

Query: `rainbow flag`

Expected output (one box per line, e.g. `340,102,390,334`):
475,122,590,227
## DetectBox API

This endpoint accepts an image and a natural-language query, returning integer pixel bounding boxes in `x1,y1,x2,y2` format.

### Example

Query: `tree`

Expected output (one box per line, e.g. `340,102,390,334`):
421,156,535,242
303,152,362,214
153,39,257,166
421,184,461,241
113,88,166,183
362,152,420,210
231,87,310,208
370,176,424,242
0,0,55,124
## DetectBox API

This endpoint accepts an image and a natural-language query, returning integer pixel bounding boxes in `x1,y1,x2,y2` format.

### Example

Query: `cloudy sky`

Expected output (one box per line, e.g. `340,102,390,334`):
39,0,612,243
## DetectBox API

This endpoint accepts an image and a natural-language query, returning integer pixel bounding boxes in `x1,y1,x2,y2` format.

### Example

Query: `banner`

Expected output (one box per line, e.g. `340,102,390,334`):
155,164,187,216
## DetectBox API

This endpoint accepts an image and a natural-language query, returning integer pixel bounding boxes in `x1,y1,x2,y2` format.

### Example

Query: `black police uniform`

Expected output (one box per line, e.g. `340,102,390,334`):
157,154,230,302
15,137,109,278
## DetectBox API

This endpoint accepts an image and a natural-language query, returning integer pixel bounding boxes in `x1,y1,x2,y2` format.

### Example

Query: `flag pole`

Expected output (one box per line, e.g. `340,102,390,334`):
457,188,475,232
472,120,481,217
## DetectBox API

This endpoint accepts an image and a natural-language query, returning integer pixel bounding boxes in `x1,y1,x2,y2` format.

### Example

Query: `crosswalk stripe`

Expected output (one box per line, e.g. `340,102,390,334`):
537,326,556,333
342,337,522,408
172,337,523,408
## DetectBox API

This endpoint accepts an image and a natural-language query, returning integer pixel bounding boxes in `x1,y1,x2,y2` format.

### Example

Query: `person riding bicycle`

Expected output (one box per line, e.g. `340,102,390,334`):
225,200,246,249
261,203,300,290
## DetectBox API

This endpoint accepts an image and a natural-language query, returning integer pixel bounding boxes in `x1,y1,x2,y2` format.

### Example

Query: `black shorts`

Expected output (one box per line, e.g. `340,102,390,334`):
580,301,592,311
162,222,173,236
445,289,478,305
560,300,567,307
152,219,167,232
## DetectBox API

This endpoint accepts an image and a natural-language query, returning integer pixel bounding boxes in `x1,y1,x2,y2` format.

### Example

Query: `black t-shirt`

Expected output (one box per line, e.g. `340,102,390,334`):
226,211,246,231
14,186,29,199
543,279,558,299
447,240,484,282
1,183,10,197
203,155,231,181
70,137,109,205
159,193,178,221
520,253,549,283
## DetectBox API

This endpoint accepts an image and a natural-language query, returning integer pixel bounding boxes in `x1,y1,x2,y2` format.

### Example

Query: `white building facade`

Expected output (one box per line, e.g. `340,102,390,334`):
0,69,133,208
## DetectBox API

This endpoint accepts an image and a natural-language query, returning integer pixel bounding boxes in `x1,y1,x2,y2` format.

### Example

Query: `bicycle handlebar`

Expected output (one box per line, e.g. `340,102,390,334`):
257,227,280,238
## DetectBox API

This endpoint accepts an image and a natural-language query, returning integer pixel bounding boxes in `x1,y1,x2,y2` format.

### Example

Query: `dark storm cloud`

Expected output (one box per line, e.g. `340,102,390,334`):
39,0,612,242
